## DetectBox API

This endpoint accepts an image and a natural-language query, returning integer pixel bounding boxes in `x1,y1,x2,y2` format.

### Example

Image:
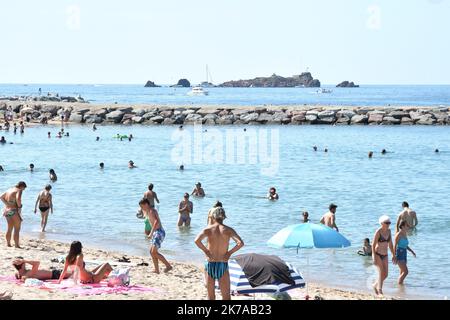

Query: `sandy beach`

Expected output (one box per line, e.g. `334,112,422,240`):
0,233,394,300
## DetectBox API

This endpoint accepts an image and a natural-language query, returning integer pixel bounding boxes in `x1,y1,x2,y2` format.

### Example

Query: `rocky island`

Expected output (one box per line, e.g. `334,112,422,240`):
337,81,359,88
144,81,160,87
219,72,321,88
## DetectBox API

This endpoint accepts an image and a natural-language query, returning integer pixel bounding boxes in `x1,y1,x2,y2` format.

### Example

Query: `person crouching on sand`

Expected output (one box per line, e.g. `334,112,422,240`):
139,198,172,274
57,241,113,284
195,207,244,300
372,215,395,296
12,257,72,282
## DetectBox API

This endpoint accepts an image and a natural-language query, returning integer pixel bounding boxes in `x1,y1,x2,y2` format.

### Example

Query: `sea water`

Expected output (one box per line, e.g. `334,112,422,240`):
1,124,449,299
1,84,450,106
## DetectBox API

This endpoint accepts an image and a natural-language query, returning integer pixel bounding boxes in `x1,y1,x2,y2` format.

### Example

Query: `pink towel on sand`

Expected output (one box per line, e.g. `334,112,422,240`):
0,276,161,296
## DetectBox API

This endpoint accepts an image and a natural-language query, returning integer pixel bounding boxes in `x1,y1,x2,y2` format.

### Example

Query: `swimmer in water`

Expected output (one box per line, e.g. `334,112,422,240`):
29,164,34,172
128,160,136,169
368,151,373,158
0,136,6,144
65,132,69,137
267,187,279,201
179,164,184,171
99,162,104,169
358,238,372,256
324,148,328,153
381,149,387,155
49,169,57,182
0,166,4,172
48,132,51,138
435,149,439,153
302,211,310,223
313,146,318,151
34,184,53,232
93,124,97,131
192,182,205,198
96,137,100,141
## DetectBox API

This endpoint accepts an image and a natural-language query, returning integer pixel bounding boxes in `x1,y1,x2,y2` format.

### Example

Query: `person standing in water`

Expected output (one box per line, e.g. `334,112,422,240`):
393,220,416,285
49,169,57,182
191,182,205,197
396,201,418,232
320,204,339,232
372,215,395,296
194,207,244,300
1,181,27,248
144,184,159,208
178,193,193,227
302,211,310,223
34,185,53,232
139,199,172,274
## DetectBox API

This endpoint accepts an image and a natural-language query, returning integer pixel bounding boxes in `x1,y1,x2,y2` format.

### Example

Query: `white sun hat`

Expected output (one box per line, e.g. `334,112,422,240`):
379,215,391,225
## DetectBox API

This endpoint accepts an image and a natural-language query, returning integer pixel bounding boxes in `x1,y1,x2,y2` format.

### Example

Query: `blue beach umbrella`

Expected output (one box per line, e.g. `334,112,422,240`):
267,223,351,250
267,223,351,297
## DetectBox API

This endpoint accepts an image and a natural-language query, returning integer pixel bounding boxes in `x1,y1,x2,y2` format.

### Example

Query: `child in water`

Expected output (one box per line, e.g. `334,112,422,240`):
358,238,372,256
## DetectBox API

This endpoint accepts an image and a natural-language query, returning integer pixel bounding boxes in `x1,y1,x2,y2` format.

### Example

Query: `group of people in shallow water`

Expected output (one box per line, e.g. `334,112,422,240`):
0,124,424,299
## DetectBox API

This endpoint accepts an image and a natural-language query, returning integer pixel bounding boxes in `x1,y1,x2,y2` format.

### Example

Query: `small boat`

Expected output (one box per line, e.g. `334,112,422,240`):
316,88,332,94
187,86,209,96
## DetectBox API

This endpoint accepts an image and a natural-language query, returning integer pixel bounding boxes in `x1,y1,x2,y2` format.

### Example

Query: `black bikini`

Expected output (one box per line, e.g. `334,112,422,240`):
375,231,391,260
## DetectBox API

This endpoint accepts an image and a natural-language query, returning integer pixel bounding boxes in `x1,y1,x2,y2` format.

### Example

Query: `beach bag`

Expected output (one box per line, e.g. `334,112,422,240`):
107,268,130,287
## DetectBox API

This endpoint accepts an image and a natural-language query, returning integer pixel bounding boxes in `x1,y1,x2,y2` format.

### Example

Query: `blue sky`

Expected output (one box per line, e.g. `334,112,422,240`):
0,0,449,84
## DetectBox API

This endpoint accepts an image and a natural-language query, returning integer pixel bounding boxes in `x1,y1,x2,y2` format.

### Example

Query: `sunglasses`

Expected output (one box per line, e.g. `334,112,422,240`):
384,221,391,225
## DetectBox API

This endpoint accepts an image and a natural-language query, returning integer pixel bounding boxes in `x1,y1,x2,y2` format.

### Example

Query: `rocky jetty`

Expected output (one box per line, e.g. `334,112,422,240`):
337,81,359,88
219,72,321,88
144,81,160,87
1,101,448,126
0,95,86,103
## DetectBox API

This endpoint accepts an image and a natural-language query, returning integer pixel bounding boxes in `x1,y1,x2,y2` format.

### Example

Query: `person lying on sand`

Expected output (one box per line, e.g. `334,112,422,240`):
12,257,72,281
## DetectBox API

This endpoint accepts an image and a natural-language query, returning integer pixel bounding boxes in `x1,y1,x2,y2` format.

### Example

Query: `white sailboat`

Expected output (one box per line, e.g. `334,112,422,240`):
188,86,209,96
200,65,214,88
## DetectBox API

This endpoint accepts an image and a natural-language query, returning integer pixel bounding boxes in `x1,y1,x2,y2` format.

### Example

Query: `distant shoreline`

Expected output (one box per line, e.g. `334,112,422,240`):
1,100,449,126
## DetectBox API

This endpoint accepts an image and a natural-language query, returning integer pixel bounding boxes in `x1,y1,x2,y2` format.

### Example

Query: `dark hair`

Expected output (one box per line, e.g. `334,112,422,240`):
16,181,27,189
303,211,309,216
184,193,189,198
100,162,104,167
45,184,52,191
66,241,82,265
364,238,370,243
30,163,34,168
214,201,223,208
270,187,276,192
49,169,55,174
148,184,154,191
399,220,408,230
402,201,409,208
139,198,150,206
329,203,337,210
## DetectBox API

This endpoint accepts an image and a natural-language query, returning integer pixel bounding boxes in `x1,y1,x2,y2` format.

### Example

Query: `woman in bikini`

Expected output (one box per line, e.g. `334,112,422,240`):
57,241,113,284
372,215,395,296
34,185,53,232
1,181,27,248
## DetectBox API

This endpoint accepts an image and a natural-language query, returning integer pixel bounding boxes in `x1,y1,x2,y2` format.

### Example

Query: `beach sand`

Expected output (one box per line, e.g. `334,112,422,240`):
0,233,392,300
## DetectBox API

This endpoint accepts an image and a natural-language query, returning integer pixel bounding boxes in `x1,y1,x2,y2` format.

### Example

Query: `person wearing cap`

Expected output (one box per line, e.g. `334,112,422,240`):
191,182,205,198
396,201,418,232
320,204,339,232
34,184,53,232
178,193,193,227
194,206,244,300
372,215,395,296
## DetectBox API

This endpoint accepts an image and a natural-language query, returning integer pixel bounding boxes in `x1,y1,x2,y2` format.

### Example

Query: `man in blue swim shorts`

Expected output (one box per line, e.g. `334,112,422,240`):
139,198,172,274
194,206,244,300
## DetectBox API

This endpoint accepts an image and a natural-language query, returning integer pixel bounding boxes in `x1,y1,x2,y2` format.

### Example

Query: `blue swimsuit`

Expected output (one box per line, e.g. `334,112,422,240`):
396,237,409,262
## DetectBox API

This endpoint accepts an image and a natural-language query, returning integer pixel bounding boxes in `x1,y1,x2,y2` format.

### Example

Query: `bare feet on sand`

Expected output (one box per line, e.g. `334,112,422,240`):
164,266,173,273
